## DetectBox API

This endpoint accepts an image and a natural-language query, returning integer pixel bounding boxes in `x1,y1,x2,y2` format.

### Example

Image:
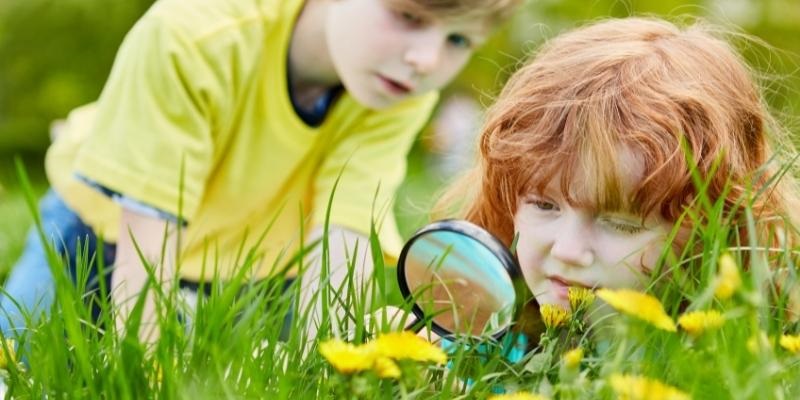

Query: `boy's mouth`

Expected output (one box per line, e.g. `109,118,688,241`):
377,74,414,95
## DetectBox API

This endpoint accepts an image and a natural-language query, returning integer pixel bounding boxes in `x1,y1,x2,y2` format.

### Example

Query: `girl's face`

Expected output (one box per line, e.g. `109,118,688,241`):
513,150,674,309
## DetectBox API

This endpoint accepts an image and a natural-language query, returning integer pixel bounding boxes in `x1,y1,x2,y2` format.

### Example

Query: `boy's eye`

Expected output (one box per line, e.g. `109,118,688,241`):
447,34,472,49
399,11,424,25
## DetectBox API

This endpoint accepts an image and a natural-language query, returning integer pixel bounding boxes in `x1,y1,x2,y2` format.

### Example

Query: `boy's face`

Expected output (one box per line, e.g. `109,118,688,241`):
326,0,490,109
513,149,673,309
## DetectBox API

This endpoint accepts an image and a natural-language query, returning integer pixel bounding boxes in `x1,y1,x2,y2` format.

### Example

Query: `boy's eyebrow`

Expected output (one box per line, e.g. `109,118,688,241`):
386,0,495,38
385,0,435,18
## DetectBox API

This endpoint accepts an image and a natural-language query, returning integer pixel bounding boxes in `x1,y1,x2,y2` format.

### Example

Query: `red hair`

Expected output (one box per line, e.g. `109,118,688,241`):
439,17,800,249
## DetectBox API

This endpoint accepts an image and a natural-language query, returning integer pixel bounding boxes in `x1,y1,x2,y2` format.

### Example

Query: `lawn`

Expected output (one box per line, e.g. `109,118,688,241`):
0,155,798,399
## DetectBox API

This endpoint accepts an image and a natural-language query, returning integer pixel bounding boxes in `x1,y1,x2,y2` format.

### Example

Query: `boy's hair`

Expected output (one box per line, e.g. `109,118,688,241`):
399,0,521,24
439,17,800,248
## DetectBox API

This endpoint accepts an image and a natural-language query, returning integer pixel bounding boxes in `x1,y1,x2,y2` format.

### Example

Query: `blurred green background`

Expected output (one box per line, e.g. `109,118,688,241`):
1,0,799,273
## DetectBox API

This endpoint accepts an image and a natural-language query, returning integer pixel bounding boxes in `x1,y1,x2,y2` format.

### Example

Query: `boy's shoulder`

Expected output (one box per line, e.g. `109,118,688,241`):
143,0,302,45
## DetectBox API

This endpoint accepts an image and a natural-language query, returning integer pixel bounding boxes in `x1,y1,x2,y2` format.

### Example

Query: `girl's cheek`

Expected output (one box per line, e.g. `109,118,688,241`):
636,234,669,275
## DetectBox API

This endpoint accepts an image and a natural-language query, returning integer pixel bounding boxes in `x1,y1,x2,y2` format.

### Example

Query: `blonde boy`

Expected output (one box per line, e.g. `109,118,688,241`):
0,0,520,340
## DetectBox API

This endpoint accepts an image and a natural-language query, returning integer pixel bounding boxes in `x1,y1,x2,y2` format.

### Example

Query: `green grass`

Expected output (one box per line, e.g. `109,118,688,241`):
0,155,46,279
0,157,798,399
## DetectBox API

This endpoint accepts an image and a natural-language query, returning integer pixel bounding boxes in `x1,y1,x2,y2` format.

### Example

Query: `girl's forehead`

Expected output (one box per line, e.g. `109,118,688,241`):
531,146,646,210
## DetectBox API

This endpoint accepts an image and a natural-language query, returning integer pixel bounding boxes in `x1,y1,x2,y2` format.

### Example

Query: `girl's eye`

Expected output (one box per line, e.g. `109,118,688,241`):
526,197,558,212
607,221,645,235
447,34,472,49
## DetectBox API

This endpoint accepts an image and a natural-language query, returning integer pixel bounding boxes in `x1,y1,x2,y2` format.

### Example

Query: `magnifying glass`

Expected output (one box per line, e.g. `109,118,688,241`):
396,219,523,340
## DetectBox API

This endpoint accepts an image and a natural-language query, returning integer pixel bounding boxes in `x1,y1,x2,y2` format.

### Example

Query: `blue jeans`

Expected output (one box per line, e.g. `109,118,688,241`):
0,190,294,340
0,190,115,338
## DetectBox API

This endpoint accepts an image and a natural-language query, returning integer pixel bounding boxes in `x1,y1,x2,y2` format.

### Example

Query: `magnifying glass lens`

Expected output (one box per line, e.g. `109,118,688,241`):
403,230,515,337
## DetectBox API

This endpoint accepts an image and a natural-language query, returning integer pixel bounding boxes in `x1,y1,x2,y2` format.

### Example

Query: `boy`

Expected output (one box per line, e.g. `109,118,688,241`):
0,0,520,341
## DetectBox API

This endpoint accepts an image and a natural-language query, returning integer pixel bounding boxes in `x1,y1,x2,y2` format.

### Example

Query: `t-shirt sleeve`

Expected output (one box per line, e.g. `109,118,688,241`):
311,93,439,260
72,13,219,221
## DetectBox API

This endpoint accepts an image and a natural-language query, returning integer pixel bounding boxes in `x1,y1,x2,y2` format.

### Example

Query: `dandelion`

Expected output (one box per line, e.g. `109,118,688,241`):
677,310,725,336
596,289,676,332
373,356,401,379
609,374,690,400
0,339,16,369
320,332,447,378
541,304,572,330
779,334,800,354
714,253,741,300
319,339,376,374
371,331,447,365
568,287,595,311
563,347,584,369
488,392,549,400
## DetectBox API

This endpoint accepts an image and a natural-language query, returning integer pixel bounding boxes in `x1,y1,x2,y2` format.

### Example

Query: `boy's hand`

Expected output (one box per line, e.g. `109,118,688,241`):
367,305,443,344
113,208,181,345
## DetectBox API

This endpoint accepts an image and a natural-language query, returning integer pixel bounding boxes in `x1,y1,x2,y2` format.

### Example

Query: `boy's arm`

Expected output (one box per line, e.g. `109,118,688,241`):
113,208,181,343
299,224,375,341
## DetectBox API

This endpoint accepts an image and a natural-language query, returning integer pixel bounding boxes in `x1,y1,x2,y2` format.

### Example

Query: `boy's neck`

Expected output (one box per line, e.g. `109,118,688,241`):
288,0,340,110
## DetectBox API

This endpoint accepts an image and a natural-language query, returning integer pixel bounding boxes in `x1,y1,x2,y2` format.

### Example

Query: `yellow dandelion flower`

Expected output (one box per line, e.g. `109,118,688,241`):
714,253,741,300
609,374,690,400
541,304,572,330
779,334,800,354
677,310,725,336
568,287,596,311
0,339,16,369
488,392,549,400
563,347,584,369
596,289,676,332
372,331,447,365
319,339,376,374
373,356,401,379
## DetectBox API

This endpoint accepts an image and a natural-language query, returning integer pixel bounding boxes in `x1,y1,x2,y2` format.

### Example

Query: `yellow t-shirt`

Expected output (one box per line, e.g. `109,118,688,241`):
45,0,438,281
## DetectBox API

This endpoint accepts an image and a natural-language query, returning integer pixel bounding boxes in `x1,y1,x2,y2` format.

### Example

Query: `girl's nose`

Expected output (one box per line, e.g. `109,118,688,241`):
550,217,594,267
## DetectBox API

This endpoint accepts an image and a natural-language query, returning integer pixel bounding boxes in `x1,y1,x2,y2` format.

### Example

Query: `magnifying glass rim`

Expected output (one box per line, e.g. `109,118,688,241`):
396,219,520,341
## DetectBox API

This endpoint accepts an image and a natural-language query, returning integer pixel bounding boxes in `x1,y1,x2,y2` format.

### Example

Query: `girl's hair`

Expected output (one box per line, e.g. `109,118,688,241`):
439,17,800,249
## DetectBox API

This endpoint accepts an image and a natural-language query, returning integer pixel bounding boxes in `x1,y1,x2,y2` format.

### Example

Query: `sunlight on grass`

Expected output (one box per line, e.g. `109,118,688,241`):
0,159,798,398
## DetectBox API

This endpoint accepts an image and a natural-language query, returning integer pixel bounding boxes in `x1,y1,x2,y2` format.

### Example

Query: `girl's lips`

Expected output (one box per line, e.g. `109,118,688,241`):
547,276,592,300
548,278,570,300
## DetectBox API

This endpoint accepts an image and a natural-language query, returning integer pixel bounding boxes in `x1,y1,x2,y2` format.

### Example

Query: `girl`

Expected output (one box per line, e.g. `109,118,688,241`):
440,17,800,321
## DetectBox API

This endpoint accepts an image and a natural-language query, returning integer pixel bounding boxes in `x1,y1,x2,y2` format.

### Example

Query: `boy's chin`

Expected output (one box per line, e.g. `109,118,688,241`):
349,91,404,110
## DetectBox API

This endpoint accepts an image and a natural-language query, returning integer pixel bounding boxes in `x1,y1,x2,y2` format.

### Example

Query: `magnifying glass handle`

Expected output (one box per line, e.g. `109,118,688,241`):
403,317,446,344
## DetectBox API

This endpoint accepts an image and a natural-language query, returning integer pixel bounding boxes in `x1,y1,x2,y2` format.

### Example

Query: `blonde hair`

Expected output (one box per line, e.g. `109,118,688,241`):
397,0,521,25
440,17,800,250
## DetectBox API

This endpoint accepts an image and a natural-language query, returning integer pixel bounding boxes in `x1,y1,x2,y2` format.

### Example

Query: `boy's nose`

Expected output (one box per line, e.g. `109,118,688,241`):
404,35,444,75
550,219,594,268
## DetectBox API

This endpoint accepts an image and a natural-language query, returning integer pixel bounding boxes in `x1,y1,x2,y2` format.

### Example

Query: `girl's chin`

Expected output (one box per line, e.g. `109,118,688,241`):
535,295,571,310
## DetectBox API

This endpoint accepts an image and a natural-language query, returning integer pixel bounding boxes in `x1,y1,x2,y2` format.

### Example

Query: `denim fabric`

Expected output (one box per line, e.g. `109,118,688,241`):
0,190,294,340
0,189,115,338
